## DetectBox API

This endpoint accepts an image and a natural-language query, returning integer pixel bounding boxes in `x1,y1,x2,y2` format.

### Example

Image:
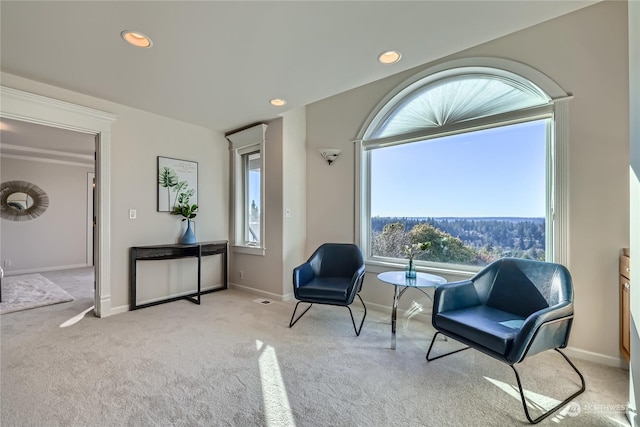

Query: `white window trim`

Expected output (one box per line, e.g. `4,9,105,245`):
227,123,267,256
354,58,571,273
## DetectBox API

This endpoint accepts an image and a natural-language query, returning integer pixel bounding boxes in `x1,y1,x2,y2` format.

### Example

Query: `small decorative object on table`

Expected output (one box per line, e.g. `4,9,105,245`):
403,242,431,278
405,261,417,279
171,191,198,244
180,219,196,244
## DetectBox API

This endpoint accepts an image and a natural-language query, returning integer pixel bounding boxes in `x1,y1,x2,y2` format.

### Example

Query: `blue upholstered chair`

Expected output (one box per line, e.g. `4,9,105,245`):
289,243,367,336
426,257,585,424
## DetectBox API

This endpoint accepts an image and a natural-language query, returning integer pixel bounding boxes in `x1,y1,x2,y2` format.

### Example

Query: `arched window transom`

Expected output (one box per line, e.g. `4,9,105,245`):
373,71,550,139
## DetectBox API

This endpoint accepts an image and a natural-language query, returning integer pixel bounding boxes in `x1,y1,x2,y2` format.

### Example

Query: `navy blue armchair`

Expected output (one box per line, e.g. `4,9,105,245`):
426,257,585,424
289,243,367,336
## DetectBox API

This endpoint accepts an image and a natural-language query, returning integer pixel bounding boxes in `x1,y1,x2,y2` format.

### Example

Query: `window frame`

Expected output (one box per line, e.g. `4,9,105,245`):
240,148,261,246
355,58,571,274
228,123,267,256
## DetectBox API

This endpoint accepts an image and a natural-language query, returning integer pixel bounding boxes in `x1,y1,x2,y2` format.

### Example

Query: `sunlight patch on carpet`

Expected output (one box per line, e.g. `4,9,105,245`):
60,305,94,328
0,273,74,315
484,376,561,413
256,339,295,427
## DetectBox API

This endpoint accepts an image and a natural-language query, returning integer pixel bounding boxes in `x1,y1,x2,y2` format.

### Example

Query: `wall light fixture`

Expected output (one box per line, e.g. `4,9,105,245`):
319,149,341,165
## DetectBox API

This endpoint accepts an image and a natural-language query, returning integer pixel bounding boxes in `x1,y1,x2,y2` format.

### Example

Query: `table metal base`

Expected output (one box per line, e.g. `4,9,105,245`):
391,285,433,350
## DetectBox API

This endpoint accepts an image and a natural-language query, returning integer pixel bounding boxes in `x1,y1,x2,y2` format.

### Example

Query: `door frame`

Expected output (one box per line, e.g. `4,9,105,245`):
0,86,117,317
87,172,95,267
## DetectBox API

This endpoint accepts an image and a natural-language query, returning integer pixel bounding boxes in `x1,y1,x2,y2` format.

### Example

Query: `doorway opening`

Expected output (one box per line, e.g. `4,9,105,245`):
0,117,98,315
0,85,117,317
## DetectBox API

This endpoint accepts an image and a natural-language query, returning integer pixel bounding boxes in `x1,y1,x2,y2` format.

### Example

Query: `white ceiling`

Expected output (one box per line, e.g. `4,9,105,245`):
1,1,599,133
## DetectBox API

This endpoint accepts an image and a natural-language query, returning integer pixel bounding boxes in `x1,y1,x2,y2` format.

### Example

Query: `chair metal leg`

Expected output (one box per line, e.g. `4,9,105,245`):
511,348,586,424
425,331,470,361
347,294,367,336
289,301,313,328
290,295,366,336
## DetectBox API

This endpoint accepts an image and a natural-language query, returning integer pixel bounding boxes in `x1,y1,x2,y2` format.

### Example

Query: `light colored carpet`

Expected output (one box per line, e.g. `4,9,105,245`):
0,273,75,315
0,268,630,426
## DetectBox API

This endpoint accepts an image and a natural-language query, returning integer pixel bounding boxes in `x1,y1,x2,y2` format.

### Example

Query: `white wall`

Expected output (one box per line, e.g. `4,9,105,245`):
305,1,629,364
1,157,94,273
628,0,639,421
0,72,229,312
281,108,307,298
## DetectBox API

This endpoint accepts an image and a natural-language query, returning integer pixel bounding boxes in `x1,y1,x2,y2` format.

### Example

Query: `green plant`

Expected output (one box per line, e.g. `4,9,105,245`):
158,167,178,208
403,241,432,270
171,191,198,221
171,181,189,209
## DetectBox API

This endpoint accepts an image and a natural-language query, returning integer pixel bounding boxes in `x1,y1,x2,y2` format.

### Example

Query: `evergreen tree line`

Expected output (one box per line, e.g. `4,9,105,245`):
371,216,545,266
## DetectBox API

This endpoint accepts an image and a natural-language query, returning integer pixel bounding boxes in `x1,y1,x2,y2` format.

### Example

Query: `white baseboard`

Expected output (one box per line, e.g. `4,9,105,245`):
366,300,392,315
563,346,628,369
228,282,288,301
109,284,227,317
110,304,129,316
137,289,201,307
365,300,432,323
282,292,295,301
5,264,90,276
96,294,112,318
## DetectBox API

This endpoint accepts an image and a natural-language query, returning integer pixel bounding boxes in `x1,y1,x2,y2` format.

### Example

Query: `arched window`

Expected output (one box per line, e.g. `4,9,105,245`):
355,58,570,273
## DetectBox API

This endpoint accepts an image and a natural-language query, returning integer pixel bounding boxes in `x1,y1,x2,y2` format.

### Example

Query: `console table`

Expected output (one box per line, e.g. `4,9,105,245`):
130,240,228,311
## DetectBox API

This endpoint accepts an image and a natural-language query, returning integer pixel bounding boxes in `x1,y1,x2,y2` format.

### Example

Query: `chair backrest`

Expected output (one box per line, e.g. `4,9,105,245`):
309,243,364,278
473,258,573,318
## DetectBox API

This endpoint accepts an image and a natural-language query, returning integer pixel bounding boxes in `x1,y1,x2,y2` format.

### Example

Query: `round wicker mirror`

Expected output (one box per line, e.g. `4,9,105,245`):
0,181,49,221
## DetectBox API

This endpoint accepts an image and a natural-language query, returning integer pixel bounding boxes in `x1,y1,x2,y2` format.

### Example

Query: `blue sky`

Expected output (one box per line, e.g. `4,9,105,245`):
370,119,547,218
249,170,260,210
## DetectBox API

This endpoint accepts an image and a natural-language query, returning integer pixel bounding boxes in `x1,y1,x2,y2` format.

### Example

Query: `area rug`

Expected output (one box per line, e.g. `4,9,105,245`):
0,274,74,315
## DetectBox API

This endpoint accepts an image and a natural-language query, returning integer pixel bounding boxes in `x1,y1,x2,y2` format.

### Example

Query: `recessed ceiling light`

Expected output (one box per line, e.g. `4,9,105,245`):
378,50,402,64
121,30,153,48
270,99,287,107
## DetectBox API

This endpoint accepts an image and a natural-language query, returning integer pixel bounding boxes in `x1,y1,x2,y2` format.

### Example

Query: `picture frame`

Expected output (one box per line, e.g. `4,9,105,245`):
157,156,198,212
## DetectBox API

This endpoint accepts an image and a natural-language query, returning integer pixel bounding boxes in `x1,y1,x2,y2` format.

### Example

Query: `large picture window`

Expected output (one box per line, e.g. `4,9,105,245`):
357,59,570,272
370,119,548,269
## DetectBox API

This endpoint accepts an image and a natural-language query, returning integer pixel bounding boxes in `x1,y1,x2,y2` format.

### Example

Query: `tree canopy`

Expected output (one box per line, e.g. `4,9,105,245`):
371,217,545,266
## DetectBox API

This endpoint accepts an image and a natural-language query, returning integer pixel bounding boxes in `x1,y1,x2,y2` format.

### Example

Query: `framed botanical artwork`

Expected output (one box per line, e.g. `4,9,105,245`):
157,156,198,212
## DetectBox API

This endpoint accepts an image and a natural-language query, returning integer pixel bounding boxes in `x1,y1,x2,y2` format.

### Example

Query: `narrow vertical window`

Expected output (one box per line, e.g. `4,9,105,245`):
227,123,267,255
243,150,261,245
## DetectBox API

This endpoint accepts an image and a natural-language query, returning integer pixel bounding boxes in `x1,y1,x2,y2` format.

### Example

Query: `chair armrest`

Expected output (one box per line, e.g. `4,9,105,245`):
345,265,366,302
433,280,481,314
508,302,574,363
351,265,366,289
293,262,316,288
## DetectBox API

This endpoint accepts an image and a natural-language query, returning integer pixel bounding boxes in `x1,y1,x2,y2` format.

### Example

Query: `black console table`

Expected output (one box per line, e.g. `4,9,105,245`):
130,240,228,311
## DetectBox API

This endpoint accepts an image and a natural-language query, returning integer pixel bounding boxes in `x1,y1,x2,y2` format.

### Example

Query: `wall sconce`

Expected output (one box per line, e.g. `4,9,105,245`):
319,149,341,165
